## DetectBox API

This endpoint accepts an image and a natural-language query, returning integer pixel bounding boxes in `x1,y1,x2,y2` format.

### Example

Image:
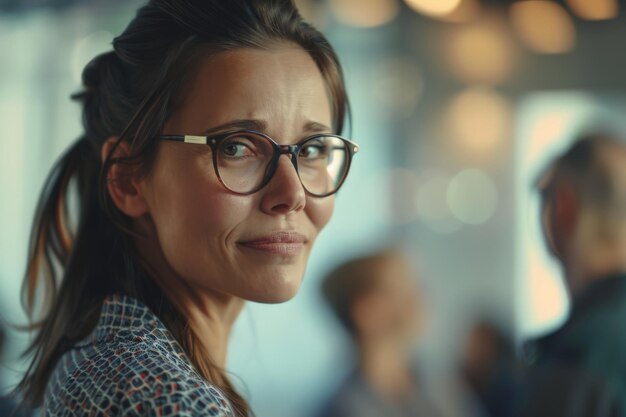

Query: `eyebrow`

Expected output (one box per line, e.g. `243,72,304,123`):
203,119,266,134
305,121,333,134
202,119,332,136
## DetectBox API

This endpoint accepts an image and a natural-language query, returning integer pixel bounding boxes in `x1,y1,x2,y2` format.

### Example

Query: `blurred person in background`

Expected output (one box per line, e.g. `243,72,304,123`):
13,0,358,416
461,320,520,417
518,134,626,416
317,249,445,417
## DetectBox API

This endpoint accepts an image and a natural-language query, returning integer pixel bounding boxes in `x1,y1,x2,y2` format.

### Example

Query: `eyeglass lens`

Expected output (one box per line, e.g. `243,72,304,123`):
215,132,349,196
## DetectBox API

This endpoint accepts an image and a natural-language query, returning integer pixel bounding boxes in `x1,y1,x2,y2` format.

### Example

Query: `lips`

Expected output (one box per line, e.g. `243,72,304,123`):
238,232,307,255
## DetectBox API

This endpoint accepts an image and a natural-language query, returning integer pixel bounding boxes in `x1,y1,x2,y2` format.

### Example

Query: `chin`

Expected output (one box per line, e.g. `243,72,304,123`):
248,275,303,304
232,261,306,303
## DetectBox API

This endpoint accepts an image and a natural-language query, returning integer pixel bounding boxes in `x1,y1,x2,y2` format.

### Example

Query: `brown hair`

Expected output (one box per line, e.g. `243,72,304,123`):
16,1,349,415
321,250,402,336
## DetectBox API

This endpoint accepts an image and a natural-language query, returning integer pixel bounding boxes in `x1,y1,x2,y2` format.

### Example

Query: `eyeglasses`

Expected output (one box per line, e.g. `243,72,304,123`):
159,129,359,197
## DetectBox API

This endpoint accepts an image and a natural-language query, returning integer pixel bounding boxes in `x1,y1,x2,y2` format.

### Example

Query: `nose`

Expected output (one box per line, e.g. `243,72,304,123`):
260,153,306,215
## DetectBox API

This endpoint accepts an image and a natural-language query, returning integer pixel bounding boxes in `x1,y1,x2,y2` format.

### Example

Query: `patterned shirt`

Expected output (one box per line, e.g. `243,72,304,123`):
44,294,235,417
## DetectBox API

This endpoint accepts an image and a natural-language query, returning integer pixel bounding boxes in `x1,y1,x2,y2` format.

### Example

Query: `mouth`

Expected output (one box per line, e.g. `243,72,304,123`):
238,232,307,256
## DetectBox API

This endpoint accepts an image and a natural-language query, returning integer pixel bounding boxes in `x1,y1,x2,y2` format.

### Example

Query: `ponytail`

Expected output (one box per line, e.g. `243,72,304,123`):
16,2,349,416
18,134,105,405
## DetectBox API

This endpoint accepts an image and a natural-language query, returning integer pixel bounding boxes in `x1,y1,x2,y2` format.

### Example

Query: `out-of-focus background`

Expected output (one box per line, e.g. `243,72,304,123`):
1,0,625,416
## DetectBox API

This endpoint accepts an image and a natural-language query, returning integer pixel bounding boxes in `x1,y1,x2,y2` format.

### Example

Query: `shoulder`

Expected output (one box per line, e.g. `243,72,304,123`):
519,364,625,417
520,340,626,417
316,373,373,417
46,340,234,417
121,346,233,416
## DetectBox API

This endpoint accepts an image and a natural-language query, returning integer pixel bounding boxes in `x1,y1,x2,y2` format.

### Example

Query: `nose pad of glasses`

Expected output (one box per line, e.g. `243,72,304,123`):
274,152,303,186
256,150,304,196
288,151,299,171
281,152,299,174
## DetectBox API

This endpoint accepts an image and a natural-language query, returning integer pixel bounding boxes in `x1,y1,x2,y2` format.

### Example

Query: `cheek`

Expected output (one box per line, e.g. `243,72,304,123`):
156,187,249,245
149,184,258,287
306,196,335,235
144,156,252,263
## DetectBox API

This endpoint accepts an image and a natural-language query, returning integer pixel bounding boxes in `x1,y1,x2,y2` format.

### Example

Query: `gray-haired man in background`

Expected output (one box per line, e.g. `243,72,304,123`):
519,134,626,417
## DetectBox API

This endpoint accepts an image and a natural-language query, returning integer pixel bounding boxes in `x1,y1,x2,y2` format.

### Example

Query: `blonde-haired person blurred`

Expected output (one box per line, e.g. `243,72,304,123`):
317,249,446,417
519,134,626,417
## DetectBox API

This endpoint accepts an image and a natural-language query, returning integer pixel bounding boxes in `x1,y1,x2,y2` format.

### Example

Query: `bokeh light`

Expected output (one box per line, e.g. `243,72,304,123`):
565,0,618,21
404,0,462,18
416,174,463,234
329,0,400,27
444,86,513,158
447,169,498,225
510,0,576,54
371,57,424,120
445,21,516,84
437,0,481,23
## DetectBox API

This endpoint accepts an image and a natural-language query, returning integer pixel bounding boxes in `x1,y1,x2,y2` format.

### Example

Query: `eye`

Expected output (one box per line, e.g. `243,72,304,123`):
220,136,257,159
223,143,250,157
300,140,327,160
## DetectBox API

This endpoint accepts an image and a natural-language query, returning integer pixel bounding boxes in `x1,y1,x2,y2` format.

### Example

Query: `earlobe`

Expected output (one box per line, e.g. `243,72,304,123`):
101,137,149,218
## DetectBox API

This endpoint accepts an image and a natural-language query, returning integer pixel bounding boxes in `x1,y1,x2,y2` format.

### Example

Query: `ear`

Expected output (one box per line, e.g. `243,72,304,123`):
544,185,577,258
101,137,149,218
554,185,577,234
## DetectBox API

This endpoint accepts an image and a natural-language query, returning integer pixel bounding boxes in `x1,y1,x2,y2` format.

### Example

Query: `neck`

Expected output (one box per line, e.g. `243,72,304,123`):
185,290,245,367
357,336,414,399
134,218,245,369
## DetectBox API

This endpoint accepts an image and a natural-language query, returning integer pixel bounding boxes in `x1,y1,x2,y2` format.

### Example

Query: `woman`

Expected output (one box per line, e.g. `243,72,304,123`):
319,249,444,417
15,1,357,416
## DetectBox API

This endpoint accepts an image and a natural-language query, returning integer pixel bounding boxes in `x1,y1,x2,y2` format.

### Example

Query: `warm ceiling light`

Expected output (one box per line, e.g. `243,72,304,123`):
510,1,576,54
565,0,618,20
438,0,481,23
330,0,400,28
444,87,512,158
445,22,516,84
404,0,463,17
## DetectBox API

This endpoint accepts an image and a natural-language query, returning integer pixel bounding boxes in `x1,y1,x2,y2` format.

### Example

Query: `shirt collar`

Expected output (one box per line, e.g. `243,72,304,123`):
75,294,187,360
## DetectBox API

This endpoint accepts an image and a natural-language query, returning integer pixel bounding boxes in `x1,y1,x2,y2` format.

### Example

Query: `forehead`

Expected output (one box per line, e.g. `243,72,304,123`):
165,44,332,135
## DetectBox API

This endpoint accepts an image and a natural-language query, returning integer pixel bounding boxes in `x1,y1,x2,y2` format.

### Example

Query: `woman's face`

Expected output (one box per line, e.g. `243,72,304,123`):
139,45,335,303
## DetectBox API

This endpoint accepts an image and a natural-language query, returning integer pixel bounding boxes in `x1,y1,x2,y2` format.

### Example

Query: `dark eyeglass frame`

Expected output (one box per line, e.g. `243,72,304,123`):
159,129,359,197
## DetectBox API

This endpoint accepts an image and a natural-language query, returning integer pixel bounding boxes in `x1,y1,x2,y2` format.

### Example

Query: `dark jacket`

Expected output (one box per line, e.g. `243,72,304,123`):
518,274,626,417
